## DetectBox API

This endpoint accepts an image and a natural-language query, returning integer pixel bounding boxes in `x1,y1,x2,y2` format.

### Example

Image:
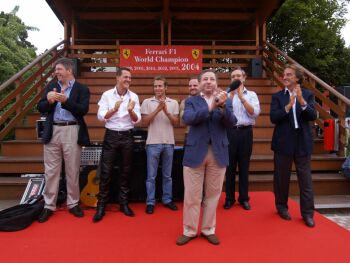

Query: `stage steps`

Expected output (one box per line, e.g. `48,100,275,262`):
0,72,347,199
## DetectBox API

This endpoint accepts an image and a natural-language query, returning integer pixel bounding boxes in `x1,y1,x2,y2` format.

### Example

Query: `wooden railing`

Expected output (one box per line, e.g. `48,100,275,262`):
262,41,350,156
68,40,260,73
0,41,67,141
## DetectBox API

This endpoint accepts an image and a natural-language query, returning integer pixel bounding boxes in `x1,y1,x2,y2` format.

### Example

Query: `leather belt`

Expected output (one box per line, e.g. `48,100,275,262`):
232,125,252,130
111,129,132,135
53,121,78,126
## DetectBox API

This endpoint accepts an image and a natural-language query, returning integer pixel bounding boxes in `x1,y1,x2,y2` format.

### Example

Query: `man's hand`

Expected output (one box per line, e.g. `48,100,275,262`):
294,84,307,106
215,91,227,107
114,100,122,112
209,91,227,112
47,88,57,104
286,93,296,112
55,90,68,103
127,99,135,112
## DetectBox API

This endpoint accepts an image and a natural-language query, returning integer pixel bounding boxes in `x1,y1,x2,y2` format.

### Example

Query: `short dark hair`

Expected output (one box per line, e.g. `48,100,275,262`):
198,69,217,82
116,67,131,76
189,76,198,82
285,64,304,84
55,58,74,71
230,67,246,77
153,75,168,87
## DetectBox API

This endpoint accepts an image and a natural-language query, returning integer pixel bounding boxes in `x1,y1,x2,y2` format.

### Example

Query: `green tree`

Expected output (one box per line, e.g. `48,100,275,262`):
268,0,350,85
0,6,37,85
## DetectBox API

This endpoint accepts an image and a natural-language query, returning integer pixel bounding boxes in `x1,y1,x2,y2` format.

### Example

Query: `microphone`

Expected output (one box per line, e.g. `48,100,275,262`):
215,79,241,102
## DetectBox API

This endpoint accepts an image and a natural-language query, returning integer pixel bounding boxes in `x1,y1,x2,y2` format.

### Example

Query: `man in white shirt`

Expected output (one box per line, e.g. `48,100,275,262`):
93,67,141,222
224,68,260,211
141,76,179,214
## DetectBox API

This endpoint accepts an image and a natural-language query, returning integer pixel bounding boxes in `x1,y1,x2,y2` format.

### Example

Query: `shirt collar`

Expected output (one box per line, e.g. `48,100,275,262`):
58,79,75,89
114,86,129,97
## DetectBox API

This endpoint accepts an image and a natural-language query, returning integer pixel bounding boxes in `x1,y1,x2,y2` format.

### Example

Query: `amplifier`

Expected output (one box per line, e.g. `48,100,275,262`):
80,146,102,166
36,117,46,139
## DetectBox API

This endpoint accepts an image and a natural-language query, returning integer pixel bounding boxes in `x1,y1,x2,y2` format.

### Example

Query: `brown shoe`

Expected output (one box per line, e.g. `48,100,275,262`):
201,233,220,245
176,235,197,246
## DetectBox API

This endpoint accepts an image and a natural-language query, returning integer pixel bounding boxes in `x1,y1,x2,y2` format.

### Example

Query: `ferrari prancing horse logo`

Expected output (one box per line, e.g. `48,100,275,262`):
192,49,200,59
122,49,131,59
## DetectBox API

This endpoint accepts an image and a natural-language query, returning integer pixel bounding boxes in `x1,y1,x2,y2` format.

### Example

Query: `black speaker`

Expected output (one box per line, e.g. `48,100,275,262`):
250,58,262,78
72,58,80,77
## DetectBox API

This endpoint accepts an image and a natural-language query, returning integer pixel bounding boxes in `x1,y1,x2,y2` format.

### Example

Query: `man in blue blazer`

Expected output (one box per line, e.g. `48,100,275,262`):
176,69,237,246
270,64,317,227
37,58,90,223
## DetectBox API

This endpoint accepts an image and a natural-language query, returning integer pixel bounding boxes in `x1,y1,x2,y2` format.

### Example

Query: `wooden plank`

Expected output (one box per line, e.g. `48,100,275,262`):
77,12,159,20
173,12,253,21
70,45,118,50
202,54,259,59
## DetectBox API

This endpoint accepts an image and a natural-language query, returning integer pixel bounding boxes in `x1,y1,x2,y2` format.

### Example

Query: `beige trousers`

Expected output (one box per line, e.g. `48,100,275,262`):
183,146,226,237
43,125,81,210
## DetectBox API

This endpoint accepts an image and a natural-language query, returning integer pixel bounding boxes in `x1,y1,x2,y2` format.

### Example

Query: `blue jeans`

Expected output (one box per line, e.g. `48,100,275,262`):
146,144,174,205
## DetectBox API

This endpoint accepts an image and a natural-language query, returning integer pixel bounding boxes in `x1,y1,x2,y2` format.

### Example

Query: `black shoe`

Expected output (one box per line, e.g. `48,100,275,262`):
164,202,178,211
69,205,84,217
120,204,135,217
38,208,53,223
145,205,154,214
241,201,251,210
278,210,291,221
223,200,234,209
304,217,315,228
176,235,197,246
92,206,105,223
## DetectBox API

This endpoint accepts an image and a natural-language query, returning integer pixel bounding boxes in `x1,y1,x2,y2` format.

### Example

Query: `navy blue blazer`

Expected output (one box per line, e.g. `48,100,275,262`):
270,88,317,156
182,96,237,168
37,81,90,146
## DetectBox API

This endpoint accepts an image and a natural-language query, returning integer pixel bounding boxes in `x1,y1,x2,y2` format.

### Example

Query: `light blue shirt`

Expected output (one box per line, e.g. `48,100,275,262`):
231,87,260,126
53,79,77,122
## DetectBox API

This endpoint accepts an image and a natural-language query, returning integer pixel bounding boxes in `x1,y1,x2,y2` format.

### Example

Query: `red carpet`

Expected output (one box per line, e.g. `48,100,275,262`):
1,192,349,263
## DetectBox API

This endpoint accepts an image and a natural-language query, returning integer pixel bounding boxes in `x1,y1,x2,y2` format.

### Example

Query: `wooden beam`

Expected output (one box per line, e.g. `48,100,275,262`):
257,0,281,25
173,12,253,21
171,1,262,9
77,12,160,20
47,0,73,25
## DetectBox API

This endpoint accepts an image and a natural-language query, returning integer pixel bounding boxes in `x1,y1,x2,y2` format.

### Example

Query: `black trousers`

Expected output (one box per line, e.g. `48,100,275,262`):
273,152,314,218
225,126,253,203
97,129,134,206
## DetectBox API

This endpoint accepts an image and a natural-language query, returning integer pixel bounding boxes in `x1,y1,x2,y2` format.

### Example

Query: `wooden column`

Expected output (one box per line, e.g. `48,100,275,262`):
168,19,172,45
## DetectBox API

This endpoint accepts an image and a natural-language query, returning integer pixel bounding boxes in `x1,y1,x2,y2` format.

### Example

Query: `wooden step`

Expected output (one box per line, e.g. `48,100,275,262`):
0,153,344,174
25,112,274,127
249,173,350,195
0,156,44,173
15,125,273,144
77,75,273,88
87,85,279,95
0,177,29,199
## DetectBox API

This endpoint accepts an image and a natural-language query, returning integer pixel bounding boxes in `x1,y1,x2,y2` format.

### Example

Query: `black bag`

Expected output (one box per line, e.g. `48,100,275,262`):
0,197,44,232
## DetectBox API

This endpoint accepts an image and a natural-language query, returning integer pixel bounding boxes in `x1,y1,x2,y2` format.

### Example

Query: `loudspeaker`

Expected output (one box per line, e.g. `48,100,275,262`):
72,58,80,77
250,58,262,78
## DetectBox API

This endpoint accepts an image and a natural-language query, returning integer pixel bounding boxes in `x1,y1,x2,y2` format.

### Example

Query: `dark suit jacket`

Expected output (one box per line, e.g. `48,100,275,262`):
37,81,90,146
270,88,317,156
182,96,237,168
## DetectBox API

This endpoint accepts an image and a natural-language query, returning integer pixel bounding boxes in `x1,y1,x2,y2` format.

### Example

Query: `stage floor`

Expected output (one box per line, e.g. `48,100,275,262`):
1,192,350,263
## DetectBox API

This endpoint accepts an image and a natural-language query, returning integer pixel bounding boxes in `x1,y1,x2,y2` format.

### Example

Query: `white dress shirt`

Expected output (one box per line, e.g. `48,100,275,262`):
97,87,141,131
231,87,260,126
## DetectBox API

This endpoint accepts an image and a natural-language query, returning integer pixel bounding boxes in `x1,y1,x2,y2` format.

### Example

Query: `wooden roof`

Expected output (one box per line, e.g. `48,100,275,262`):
46,0,284,44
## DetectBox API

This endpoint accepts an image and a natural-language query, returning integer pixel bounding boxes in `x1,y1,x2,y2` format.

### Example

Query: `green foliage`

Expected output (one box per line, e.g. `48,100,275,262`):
268,0,350,85
0,6,37,85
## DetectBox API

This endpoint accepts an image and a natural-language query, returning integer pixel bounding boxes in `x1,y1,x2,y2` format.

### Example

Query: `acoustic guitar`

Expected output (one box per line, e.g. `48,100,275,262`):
80,164,100,207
